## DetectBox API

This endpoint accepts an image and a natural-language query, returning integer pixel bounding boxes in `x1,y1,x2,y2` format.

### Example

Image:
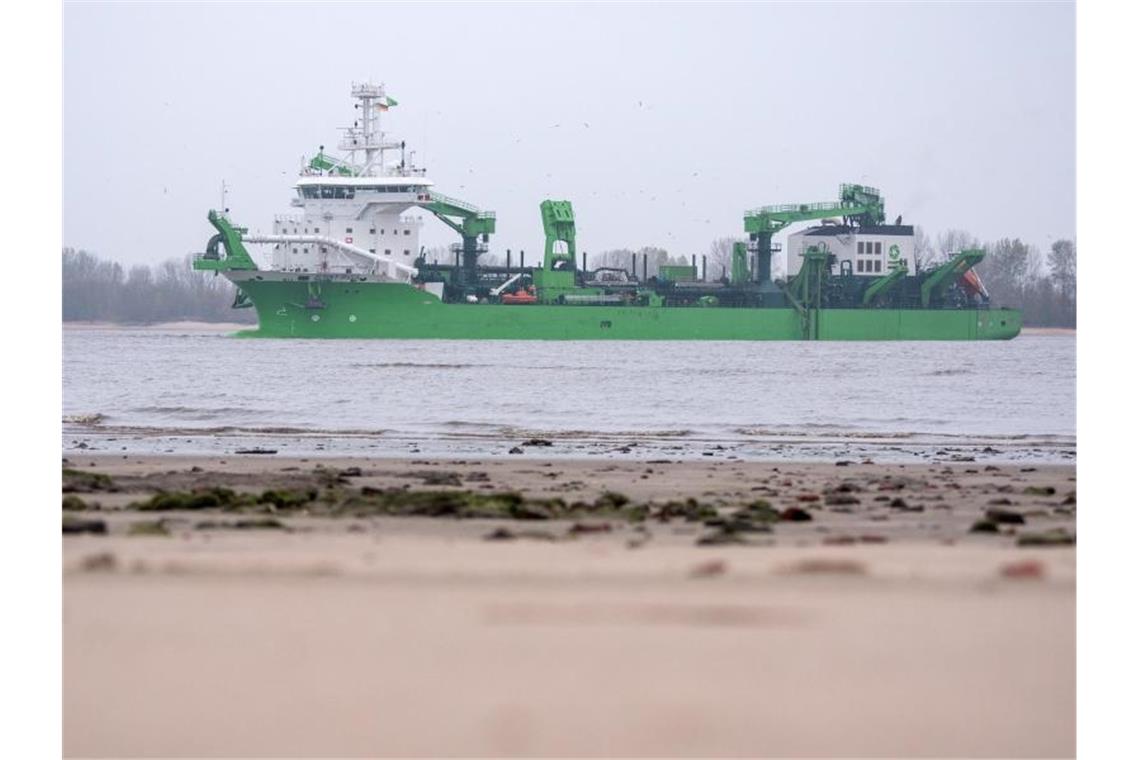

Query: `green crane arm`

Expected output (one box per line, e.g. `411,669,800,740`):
744,183,886,235
420,191,497,239
308,150,356,176
193,210,258,272
862,266,908,306
539,200,576,268
920,249,986,307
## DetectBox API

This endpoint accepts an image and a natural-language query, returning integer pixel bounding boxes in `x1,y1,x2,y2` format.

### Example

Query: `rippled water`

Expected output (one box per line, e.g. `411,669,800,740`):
62,326,1075,463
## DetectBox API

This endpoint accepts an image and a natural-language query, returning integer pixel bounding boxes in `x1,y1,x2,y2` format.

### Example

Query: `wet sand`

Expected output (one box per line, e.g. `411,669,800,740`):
63,454,1076,757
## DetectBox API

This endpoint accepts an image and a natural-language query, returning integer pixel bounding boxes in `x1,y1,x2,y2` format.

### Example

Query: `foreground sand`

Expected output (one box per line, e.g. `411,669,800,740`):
63,454,1075,757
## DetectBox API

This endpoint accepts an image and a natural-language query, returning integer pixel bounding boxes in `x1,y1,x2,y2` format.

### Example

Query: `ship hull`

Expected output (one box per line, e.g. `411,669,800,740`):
230,277,1022,340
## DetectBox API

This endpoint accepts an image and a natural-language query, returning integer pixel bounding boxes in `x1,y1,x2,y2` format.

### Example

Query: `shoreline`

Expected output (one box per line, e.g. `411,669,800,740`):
63,452,1075,756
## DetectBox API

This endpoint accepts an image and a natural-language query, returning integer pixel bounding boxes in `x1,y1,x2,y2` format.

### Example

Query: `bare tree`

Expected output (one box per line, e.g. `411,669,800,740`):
1048,239,1076,303
936,229,980,261
912,226,937,269
706,237,737,281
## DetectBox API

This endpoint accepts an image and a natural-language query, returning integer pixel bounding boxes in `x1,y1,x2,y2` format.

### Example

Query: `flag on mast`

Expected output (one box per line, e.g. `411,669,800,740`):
375,96,398,112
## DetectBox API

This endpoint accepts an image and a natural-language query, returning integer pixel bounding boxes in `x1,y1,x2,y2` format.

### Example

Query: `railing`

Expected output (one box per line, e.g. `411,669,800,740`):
428,191,479,214
747,201,848,216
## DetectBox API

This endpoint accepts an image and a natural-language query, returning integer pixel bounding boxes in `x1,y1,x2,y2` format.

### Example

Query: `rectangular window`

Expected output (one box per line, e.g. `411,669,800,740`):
369,228,376,234
314,227,319,233
874,260,882,272
857,241,865,254
384,249,391,255
403,249,410,256
404,229,411,236
346,227,353,233
857,260,864,272
875,241,882,255
369,248,375,253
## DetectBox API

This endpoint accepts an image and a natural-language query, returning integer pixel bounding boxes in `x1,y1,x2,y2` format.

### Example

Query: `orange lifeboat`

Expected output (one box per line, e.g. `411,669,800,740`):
501,287,538,305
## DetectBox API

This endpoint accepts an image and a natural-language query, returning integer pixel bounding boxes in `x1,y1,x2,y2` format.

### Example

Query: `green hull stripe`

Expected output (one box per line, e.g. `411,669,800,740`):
232,280,1021,340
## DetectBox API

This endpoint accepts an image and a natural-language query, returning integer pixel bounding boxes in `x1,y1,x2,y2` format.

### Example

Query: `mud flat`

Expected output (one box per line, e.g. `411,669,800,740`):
63,454,1075,757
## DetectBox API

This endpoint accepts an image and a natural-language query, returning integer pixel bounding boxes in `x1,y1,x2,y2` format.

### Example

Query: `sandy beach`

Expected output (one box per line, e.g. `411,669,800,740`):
61,453,1075,757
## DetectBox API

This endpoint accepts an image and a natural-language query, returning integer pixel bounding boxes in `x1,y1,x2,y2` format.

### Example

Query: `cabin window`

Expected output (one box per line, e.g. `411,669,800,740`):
346,227,353,234
403,229,411,236
404,249,410,256
385,249,392,255
369,228,376,234
369,248,375,253
314,227,319,233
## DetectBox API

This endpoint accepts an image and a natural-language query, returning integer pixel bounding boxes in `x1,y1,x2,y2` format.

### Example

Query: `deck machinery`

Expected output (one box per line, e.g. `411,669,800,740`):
417,186,994,318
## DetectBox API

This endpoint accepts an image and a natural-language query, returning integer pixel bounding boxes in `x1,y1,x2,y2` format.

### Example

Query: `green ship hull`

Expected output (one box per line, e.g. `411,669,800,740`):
232,279,1022,340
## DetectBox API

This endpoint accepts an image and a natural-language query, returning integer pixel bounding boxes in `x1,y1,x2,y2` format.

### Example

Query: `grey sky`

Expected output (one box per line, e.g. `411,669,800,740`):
64,1,1074,270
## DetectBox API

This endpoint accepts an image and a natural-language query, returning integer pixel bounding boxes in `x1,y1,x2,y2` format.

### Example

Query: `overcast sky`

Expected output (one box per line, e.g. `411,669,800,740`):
64,1,1074,270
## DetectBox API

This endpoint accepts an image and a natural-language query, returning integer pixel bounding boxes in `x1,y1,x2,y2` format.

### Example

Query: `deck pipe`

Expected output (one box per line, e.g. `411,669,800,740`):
506,249,511,272
643,253,648,281
702,255,707,281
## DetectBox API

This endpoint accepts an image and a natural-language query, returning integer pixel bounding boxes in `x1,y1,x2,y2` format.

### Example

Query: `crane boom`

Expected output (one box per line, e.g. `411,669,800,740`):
417,191,497,287
743,183,886,284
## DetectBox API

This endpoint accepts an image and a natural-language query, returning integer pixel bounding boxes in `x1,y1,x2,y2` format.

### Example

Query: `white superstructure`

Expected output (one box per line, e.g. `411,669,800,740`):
247,82,433,278
785,225,916,278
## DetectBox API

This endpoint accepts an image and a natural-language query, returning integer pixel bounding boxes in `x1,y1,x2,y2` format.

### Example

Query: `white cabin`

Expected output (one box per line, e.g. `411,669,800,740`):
785,225,916,278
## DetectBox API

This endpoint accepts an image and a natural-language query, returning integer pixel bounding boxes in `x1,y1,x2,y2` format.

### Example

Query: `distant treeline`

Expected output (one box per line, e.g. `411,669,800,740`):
62,248,255,324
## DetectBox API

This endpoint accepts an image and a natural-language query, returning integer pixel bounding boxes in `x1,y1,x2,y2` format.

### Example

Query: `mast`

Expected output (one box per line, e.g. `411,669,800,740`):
340,82,400,176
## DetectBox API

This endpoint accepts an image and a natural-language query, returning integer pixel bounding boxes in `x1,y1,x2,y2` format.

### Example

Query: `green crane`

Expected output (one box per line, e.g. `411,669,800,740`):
743,183,886,283
920,249,986,307
419,191,497,286
532,200,579,302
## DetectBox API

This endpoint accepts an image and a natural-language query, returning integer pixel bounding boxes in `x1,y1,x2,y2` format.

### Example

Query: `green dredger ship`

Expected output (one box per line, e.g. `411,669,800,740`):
194,82,1020,341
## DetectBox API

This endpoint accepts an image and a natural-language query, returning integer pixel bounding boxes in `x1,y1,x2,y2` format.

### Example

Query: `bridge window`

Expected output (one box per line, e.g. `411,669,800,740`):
321,186,335,199
302,186,320,199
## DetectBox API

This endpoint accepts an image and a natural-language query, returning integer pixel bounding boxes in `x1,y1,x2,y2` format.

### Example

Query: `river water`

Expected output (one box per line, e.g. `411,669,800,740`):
62,326,1075,464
